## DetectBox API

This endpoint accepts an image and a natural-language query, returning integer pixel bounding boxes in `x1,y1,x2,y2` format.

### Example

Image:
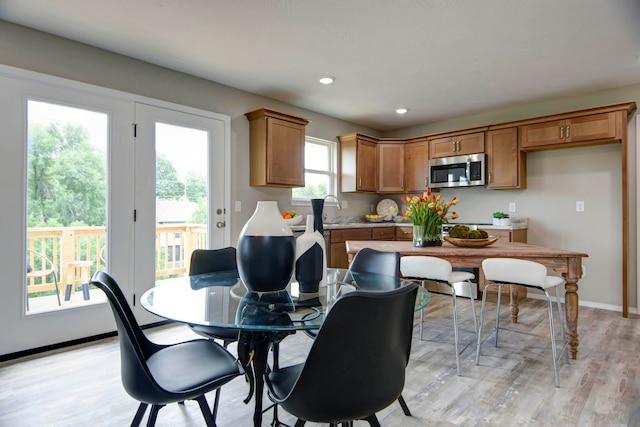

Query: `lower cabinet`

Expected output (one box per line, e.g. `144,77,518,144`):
329,228,372,269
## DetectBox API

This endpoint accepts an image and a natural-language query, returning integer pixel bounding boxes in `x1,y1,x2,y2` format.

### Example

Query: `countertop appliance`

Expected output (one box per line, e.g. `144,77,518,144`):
429,153,485,188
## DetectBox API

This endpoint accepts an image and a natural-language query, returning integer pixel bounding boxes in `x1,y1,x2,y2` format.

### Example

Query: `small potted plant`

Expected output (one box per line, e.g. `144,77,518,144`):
493,211,510,226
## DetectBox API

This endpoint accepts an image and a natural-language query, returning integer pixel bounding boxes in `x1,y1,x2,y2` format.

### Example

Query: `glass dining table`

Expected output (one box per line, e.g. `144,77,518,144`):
140,268,429,427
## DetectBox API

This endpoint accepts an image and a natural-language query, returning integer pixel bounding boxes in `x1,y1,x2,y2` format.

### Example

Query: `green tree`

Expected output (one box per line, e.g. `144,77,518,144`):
27,122,106,227
185,170,207,203
156,154,184,200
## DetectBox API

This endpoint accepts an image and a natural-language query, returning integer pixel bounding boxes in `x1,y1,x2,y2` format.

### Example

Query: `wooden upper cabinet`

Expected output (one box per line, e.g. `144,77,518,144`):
520,112,619,150
339,133,378,192
245,108,309,187
404,138,429,193
378,142,405,193
486,127,526,189
429,131,485,158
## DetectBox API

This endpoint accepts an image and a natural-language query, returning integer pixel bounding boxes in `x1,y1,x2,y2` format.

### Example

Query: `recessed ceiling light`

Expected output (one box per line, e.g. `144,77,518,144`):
396,108,408,114
319,76,335,85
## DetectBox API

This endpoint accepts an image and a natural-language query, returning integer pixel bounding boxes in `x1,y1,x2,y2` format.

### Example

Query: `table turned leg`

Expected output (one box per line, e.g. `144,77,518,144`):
564,279,579,359
509,285,520,323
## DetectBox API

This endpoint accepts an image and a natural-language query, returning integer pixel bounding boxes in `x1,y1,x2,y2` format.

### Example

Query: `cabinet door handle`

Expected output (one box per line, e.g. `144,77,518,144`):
358,176,362,186
452,141,456,152
488,172,492,183
560,126,564,139
566,125,570,139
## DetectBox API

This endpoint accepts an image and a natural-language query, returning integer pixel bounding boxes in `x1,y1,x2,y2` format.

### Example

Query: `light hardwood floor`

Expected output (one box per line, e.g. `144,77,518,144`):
1,293,640,426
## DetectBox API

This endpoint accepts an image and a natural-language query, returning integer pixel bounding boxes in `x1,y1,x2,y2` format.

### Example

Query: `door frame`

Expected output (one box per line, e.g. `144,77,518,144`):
0,64,231,356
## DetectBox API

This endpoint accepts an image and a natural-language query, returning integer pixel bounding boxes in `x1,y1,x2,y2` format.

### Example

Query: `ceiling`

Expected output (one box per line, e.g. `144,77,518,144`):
1,0,639,131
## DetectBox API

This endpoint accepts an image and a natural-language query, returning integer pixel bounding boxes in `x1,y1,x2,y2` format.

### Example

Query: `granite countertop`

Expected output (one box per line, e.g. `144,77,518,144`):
291,220,527,232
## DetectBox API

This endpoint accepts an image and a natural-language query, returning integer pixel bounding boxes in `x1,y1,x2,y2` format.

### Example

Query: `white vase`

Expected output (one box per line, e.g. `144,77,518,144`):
237,201,295,292
294,215,327,293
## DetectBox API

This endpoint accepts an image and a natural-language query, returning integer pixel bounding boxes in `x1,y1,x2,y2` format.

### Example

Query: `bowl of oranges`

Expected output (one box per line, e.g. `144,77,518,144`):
282,210,303,226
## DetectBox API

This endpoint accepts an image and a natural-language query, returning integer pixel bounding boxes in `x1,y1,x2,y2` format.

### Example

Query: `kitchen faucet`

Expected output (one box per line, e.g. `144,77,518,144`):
323,194,342,210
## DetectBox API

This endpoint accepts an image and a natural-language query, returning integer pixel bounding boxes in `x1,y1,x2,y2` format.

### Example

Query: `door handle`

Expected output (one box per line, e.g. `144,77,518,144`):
560,126,564,139
216,221,226,228
566,125,570,139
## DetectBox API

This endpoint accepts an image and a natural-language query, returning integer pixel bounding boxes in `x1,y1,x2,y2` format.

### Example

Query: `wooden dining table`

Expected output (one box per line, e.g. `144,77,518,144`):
345,239,588,359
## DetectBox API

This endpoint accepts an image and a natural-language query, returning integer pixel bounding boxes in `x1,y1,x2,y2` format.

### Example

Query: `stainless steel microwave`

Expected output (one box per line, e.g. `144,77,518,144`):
429,153,485,188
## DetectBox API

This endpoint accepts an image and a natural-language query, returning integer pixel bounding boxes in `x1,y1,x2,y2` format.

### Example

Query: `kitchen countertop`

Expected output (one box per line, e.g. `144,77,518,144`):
291,221,527,232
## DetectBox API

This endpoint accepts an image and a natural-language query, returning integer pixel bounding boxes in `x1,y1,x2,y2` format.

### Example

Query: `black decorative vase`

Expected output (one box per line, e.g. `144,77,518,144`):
311,198,325,236
237,201,295,292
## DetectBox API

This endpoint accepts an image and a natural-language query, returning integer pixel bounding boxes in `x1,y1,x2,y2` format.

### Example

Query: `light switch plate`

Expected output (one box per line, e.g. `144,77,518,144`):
509,202,516,212
235,201,242,212
576,201,585,212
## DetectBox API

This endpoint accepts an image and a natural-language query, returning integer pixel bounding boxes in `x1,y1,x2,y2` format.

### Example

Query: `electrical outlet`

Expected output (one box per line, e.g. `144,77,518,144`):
509,202,516,213
576,201,585,212
341,200,348,209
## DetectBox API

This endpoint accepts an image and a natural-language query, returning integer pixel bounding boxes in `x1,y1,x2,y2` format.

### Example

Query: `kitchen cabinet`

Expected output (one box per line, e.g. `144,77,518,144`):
339,133,378,192
395,226,413,241
404,138,429,193
245,108,310,187
372,227,395,240
486,127,526,189
429,131,485,159
520,112,619,150
329,228,373,269
378,142,405,193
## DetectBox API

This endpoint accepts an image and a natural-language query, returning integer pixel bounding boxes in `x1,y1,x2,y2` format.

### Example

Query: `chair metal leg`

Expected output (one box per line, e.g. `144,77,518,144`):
363,414,381,427
131,403,148,427
294,420,306,427
450,286,462,376
397,394,411,416
544,290,561,388
555,287,569,364
467,281,478,333
494,284,503,347
212,387,222,422
475,283,491,364
195,395,216,427
146,404,163,427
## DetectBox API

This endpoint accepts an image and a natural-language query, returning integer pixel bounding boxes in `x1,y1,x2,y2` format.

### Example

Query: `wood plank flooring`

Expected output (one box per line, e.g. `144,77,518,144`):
1,294,640,426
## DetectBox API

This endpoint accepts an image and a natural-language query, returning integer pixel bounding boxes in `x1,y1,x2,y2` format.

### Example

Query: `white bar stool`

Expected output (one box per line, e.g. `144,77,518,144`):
400,256,478,376
475,258,569,387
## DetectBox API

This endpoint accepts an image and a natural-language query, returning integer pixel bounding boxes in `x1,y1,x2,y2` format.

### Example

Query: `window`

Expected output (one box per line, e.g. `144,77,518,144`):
292,137,337,203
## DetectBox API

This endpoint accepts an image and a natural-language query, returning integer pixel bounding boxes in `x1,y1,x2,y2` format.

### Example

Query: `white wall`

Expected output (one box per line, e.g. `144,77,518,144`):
0,20,638,317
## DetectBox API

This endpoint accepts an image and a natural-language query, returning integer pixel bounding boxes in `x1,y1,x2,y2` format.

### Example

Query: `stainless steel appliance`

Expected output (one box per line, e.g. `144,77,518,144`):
429,153,485,188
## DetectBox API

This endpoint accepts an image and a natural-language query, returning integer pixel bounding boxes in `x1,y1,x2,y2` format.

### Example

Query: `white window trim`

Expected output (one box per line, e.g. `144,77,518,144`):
291,136,338,207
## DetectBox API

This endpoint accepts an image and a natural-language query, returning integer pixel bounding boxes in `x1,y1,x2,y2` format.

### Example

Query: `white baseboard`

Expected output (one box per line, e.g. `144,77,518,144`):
525,292,638,315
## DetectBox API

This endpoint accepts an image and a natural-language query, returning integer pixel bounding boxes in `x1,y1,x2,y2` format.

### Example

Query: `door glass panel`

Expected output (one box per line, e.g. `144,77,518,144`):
155,122,208,280
26,100,108,313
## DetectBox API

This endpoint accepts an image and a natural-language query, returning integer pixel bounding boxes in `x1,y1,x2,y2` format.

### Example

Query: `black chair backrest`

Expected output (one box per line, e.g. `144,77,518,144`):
349,248,401,290
189,247,237,275
90,271,167,403
278,283,418,422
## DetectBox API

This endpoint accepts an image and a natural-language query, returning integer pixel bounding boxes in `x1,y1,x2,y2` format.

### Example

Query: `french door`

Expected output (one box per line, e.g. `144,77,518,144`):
133,102,230,324
0,66,230,355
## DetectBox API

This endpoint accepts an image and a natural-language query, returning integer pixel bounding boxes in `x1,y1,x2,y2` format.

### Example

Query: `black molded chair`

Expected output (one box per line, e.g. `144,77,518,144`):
187,248,240,348
348,247,401,289
266,283,419,426
90,271,243,427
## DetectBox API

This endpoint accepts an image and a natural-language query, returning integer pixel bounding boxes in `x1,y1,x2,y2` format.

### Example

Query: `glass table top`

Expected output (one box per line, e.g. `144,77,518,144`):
140,268,430,332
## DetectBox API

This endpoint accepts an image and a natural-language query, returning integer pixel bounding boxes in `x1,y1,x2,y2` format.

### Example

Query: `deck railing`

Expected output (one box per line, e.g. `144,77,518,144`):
26,224,207,295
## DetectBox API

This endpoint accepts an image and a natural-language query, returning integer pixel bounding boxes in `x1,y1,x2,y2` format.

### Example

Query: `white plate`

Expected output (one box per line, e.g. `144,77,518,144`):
376,199,399,221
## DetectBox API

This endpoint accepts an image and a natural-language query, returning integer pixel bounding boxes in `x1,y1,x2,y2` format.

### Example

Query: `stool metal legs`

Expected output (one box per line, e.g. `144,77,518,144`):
475,283,569,387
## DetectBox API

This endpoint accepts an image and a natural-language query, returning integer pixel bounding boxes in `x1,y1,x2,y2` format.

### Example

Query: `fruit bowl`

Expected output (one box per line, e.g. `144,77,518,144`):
444,236,499,247
366,217,384,223
284,216,303,226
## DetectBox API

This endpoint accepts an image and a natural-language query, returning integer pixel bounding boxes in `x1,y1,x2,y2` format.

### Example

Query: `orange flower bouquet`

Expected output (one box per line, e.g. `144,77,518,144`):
401,190,460,246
